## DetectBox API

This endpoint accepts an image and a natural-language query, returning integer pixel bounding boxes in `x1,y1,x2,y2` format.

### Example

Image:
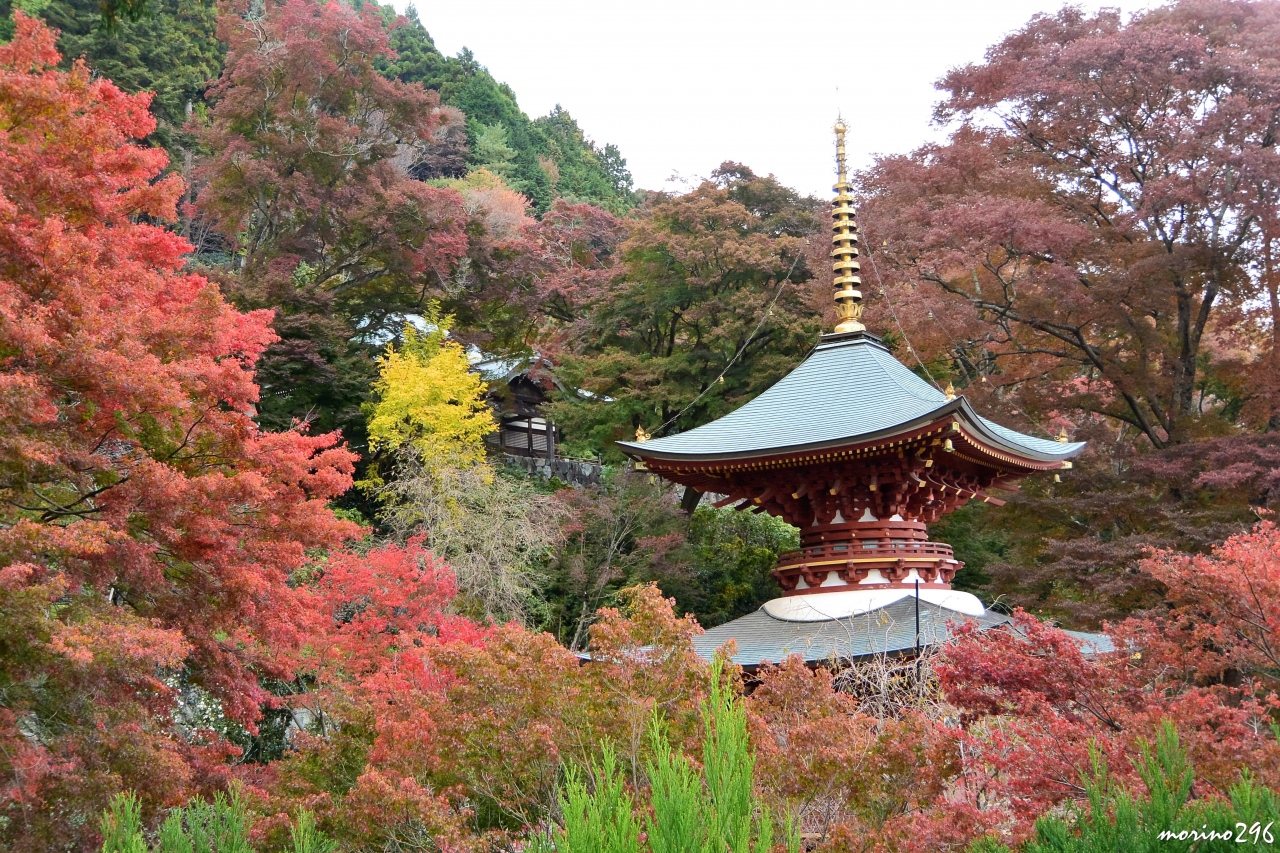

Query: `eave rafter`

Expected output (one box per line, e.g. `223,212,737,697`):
631,416,1066,529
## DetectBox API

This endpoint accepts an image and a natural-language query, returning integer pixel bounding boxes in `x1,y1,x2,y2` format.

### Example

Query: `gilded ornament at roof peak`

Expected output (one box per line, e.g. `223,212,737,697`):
831,118,865,334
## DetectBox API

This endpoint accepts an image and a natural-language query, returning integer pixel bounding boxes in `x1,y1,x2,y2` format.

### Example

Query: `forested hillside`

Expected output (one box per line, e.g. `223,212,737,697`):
2,1,1279,852
0,0,634,213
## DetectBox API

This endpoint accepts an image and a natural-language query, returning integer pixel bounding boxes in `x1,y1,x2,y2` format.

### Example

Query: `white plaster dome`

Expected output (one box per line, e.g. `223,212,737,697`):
762,587,986,622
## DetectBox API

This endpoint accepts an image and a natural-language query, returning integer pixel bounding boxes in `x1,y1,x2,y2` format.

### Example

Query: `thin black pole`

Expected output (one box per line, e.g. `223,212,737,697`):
914,579,921,678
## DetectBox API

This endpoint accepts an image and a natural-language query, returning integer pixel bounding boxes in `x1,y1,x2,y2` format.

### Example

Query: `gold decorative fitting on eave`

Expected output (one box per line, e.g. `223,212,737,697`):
951,429,1029,468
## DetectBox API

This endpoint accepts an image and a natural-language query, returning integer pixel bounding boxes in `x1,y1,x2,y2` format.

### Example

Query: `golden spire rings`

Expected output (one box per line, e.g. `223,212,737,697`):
831,118,865,334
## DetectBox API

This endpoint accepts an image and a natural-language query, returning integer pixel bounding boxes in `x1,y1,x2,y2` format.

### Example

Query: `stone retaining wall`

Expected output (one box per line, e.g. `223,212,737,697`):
503,454,604,487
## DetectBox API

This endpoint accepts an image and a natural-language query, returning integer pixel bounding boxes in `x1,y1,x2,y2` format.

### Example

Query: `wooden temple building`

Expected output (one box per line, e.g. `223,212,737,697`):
618,120,1102,668
492,372,560,460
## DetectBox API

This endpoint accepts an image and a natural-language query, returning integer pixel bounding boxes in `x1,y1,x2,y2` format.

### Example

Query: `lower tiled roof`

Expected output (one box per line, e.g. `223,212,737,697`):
692,599,1114,667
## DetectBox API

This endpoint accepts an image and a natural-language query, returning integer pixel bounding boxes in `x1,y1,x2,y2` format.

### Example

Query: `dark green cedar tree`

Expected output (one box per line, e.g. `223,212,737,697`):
1,0,221,156
382,6,634,214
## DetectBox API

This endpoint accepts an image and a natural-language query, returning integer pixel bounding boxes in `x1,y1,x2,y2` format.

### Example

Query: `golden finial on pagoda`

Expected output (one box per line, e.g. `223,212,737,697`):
944,381,956,401
635,425,650,443
831,117,865,334
1055,426,1069,443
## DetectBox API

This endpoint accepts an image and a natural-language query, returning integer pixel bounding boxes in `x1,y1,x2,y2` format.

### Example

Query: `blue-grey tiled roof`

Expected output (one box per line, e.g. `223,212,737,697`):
618,333,1084,463
1061,629,1117,656
693,598,1008,666
692,599,1113,667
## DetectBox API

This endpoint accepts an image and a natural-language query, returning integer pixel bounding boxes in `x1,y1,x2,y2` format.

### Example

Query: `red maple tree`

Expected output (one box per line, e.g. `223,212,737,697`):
859,0,1280,447
0,13,362,848
194,0,470,343
921,520,1280,848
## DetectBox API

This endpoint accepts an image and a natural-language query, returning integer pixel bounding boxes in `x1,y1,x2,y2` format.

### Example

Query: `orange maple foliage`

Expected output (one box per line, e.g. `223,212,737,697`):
247,584,712,849
747,657,957,848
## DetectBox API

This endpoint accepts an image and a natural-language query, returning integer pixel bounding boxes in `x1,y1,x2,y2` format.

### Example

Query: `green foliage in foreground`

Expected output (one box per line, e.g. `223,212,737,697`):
100,787,333,853
99,661,794,853
969,721,1279,853
555,658,800,853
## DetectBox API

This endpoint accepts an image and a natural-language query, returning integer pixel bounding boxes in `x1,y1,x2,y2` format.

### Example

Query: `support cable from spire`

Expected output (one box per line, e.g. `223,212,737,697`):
648,245,809,438
866,236,1068,441
862,245,940,390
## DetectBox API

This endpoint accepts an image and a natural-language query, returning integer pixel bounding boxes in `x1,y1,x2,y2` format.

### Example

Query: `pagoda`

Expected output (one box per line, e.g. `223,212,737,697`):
617,121,1092,667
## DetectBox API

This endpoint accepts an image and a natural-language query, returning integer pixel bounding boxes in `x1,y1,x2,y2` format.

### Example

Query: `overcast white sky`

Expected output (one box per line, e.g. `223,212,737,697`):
396,1,1154,197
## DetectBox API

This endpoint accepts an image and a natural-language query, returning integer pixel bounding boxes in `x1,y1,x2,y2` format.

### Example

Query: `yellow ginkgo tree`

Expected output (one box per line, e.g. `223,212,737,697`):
365,313,495,468
363,312,565,625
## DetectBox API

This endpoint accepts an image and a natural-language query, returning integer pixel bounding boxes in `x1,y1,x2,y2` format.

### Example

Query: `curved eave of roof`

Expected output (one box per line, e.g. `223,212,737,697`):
615,333,1083,466
620,397,1083,466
